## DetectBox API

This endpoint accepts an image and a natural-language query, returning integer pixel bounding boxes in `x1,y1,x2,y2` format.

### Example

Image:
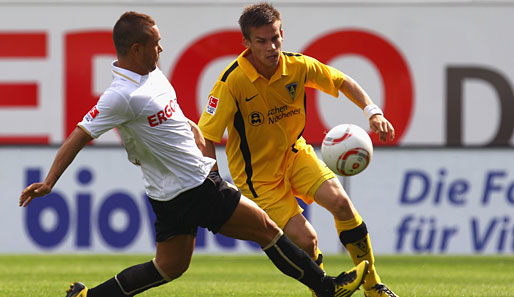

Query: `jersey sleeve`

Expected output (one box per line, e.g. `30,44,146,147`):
198,81,237,143
304,55,346,98
78,89,133,138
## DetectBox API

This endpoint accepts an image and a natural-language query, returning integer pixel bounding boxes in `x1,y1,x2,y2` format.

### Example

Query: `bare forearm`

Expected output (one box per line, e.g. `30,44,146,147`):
203,139,219,171
340,75,373,109
20,127,92,207
44,127,92,188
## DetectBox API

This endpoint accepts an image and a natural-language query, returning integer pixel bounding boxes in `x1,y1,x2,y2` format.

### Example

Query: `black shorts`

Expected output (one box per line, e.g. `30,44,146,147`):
149,173,241,242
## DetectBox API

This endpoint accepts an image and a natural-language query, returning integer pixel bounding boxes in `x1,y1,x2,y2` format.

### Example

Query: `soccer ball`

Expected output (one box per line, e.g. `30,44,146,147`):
321,124,373,176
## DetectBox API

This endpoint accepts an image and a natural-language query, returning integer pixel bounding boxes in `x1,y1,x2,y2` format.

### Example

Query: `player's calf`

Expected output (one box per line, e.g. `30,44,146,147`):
262,231,327,289
262,231,356,296
73,259,169,297
114,259,169,295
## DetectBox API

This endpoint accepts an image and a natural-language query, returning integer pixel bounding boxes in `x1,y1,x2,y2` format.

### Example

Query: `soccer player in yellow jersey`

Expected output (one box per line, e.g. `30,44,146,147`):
199,2,398,297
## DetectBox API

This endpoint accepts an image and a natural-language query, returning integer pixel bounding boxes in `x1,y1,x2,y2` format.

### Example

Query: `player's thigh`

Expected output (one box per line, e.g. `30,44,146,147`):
290,143,335,204
155,234,196,279
219,195,280,246
257,190,304,230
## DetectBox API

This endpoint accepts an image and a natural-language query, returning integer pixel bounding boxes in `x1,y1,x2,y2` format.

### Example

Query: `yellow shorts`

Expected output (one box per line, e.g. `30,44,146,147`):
249,138,335,229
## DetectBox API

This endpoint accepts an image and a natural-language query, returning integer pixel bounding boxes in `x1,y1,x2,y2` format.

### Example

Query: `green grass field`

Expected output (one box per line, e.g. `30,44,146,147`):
0,254,513,297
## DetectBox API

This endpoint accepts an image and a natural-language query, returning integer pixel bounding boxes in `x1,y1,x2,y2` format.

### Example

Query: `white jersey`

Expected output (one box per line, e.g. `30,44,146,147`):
78,62,216,201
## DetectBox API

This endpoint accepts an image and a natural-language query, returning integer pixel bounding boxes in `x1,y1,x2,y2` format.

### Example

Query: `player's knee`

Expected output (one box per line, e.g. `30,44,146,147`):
329,195,353,215
262,224,282,245
254,217,282,247
155,258,190,281
165,269,187,280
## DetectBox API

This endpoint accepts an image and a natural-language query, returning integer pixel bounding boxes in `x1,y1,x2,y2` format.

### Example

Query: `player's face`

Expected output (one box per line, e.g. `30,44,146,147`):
244,20,283,76
140,25,163,73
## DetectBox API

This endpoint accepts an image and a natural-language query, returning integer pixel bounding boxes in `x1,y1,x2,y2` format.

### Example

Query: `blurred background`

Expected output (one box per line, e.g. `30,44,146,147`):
1,0,513,255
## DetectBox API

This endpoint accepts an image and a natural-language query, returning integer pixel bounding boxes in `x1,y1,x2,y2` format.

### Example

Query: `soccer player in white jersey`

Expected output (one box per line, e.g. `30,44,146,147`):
19,11,368,297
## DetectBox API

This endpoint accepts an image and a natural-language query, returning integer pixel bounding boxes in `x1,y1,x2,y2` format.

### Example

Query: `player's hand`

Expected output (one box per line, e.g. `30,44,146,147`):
369,114,395,143
19,183,51,207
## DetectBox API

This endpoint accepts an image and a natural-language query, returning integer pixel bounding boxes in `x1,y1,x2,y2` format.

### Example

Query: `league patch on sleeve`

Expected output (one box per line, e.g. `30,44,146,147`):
84,105,99,122
206,96,219,115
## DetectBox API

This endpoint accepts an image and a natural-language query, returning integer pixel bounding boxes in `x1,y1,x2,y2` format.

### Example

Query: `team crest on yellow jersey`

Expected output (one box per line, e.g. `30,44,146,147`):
286,82,298,101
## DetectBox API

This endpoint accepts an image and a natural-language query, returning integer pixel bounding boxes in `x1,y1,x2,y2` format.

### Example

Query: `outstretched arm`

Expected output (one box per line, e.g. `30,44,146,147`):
340,75,395,143
19,126,93,207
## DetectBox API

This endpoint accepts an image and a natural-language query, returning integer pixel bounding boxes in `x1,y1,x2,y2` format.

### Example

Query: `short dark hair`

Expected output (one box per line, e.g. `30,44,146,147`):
238,2,281,40
113,11,155,56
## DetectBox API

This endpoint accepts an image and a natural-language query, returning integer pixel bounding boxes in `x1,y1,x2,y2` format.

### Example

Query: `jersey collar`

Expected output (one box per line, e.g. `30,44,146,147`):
237,49,288,84
111,61,146,85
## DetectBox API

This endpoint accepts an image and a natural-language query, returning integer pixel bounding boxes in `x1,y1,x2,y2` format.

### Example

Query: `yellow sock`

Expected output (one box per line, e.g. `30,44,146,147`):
344,233,380,290
335,214,381,291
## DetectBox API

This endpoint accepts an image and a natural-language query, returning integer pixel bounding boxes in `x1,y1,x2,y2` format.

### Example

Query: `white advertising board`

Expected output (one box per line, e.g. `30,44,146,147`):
0,2,513,146
1,1,513,255
348,148,514,254
1,146,265,254
2,146,513,254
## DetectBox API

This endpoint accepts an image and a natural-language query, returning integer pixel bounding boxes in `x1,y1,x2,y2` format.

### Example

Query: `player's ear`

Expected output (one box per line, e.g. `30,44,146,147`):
242,37,250,49
130,42,142,54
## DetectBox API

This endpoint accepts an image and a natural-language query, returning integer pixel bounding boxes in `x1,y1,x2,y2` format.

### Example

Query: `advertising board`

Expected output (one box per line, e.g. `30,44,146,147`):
0,2,513,146
2,146,513,254
1,1,513,254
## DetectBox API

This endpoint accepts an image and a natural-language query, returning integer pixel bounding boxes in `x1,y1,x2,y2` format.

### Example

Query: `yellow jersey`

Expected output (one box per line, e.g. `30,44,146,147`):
198,49,345,198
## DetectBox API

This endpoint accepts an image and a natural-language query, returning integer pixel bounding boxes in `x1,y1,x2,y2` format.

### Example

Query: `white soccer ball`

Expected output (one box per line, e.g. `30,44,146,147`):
321,124,373,176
